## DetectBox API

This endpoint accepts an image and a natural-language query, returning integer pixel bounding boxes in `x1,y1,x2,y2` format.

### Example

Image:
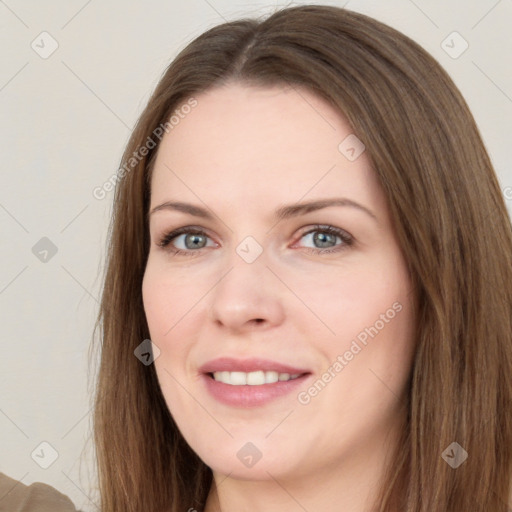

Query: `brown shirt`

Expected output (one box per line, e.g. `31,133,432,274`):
0,472,81,512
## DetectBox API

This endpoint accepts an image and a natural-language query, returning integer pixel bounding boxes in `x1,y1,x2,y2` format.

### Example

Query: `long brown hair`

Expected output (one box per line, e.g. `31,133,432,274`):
92,5,512,511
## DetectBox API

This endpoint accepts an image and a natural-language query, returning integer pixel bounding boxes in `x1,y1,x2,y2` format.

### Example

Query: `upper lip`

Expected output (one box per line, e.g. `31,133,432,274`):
199,357,310,375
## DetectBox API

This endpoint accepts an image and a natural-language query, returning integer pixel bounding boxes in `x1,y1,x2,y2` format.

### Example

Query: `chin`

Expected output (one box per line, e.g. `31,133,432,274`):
187,435,301,479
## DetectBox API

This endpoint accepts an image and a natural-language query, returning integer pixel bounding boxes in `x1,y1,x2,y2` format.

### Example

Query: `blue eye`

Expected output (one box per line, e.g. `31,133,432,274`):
157,224,354,257
158,228,215,254
173,232,210,250
296,225,353,253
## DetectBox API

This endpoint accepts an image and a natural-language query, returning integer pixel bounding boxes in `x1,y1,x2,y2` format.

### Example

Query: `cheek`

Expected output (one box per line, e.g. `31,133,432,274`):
287,256,410,346
142,267,191,412
293,249,416,400
142,260,204,340
297,293,415,457
142,261,208,392
323,282,415,420
142,268,194,418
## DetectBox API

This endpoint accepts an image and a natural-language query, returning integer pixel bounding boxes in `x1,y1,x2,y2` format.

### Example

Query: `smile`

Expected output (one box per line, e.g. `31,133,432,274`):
211,370,302,385
199,357,312,407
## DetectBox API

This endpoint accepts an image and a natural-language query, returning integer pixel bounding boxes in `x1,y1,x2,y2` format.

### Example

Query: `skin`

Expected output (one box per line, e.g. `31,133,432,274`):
142,82,417,512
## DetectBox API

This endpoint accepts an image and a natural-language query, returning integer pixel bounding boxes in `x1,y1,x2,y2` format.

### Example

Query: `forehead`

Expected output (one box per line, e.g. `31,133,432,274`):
149,83,385,216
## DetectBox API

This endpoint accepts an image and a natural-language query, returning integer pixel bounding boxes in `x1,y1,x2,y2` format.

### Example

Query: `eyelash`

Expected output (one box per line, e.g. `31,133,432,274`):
156,225,354,257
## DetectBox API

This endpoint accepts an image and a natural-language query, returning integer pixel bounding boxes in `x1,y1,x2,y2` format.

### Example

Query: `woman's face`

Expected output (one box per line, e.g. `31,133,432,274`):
142,83,416,483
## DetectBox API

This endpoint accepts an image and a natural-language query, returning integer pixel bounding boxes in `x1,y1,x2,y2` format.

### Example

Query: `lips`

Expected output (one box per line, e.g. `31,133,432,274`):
198,357,310,375
198,357,312,407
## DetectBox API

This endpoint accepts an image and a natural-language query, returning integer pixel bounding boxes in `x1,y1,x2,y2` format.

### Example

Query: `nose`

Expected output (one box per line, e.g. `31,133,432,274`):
208,249,285,333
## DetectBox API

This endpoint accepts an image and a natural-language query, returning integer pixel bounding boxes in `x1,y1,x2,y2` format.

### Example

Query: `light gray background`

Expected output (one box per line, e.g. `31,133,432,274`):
1,1,511,510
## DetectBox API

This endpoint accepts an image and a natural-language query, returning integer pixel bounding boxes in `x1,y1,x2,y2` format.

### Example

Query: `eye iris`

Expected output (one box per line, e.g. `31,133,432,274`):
313,231,336,248
185,233,206,249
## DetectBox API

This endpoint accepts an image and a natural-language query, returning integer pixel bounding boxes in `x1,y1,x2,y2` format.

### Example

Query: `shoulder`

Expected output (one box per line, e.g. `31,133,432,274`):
0,472,80,512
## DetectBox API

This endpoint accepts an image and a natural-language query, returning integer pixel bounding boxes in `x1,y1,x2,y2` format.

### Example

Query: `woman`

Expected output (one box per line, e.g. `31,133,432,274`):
91,4,512,512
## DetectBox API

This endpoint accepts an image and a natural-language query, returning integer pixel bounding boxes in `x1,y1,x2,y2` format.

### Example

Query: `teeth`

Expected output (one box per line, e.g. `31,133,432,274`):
212,371,302,385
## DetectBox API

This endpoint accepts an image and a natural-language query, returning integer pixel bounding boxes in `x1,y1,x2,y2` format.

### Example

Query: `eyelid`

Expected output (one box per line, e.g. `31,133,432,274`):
156,225,217,249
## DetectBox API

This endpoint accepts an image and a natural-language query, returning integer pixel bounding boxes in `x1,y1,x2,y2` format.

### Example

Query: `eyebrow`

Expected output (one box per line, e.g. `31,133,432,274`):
149,198,377,223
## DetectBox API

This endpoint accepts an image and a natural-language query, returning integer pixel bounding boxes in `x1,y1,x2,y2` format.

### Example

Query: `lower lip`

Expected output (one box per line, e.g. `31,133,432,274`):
201,373,311,408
